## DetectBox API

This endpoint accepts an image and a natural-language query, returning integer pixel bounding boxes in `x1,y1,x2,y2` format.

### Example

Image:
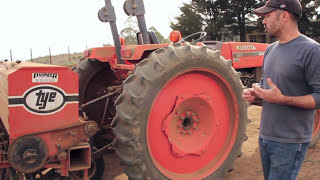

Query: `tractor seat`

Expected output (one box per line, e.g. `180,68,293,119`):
137,31,160,44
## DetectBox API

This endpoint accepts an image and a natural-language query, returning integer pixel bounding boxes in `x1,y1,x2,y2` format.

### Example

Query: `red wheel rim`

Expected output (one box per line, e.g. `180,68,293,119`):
313,110,320,137
147,68,240,179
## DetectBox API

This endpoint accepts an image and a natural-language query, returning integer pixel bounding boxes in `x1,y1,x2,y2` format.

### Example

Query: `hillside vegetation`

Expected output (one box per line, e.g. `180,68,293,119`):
28,52,83,67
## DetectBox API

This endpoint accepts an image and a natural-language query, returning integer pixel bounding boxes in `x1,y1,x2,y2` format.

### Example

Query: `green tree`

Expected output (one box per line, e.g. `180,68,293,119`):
171,0,263,41
172,0,320,42
170,3,203,37
120,27,138,45
299,0,320,39
120,17,139,45
190,0,230,40
120,18,170,44
171,0,264,41
227,0,261,41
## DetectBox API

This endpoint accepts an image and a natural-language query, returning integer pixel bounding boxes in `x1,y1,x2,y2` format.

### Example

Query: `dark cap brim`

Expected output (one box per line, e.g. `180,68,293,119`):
253,6,277,16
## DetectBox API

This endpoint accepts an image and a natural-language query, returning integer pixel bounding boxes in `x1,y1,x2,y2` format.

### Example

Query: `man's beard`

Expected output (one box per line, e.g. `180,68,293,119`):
265,25,277,38
267,32,277,38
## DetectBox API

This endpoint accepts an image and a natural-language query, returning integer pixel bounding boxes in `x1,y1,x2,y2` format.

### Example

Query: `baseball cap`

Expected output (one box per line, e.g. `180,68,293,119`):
254,0,302,18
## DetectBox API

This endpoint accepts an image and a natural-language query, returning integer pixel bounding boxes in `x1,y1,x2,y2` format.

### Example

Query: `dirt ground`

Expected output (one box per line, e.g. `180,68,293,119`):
102,105,320,180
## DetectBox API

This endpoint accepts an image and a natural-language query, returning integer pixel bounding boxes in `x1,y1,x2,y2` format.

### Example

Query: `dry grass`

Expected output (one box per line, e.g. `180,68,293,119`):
27,52,83,66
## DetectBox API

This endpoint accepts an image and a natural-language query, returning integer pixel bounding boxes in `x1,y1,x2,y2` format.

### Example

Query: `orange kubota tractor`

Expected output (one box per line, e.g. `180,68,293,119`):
75,0,320,179
0,0,319,179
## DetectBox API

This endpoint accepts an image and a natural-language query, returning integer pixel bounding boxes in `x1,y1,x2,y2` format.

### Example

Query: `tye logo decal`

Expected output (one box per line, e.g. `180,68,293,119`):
8,85,78,115
35,90,57,110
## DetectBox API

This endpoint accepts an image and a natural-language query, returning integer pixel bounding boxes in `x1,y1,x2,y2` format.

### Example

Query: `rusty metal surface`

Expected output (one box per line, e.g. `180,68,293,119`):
40,120,98,158
68,142,91,171
4,119,98,175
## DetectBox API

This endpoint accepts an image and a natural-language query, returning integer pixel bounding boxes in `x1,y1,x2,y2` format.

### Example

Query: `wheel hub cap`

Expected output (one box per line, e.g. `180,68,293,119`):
163,94,215,157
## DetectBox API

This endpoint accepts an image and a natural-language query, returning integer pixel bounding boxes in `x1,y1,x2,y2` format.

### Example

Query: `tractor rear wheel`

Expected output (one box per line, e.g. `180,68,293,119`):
74,58,117,123
310,109,320,148
74,58,119,149
112,43,248,179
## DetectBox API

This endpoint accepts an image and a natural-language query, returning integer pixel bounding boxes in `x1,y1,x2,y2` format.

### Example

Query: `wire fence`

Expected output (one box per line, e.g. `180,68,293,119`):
4,46,88,66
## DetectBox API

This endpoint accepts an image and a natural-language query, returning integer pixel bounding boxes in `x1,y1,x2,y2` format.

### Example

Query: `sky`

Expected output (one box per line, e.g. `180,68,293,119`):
0,0,190,60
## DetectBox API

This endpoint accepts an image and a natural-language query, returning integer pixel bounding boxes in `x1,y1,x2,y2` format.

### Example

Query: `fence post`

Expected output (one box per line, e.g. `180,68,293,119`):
68,46,71,63
49,47,52,64
30,48,33,62
10,49,12,62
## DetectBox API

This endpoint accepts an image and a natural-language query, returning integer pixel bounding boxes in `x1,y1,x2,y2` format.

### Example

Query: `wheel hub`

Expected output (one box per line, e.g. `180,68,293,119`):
178,111,198,134
163,94,215,157
23,149,39,164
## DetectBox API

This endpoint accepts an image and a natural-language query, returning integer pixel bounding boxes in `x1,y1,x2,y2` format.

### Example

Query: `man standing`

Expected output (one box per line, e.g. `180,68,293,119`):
243,0,320,179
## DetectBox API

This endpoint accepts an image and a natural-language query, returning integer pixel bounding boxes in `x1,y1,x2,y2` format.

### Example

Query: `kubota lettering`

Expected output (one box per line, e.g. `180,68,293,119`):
236,45,257,51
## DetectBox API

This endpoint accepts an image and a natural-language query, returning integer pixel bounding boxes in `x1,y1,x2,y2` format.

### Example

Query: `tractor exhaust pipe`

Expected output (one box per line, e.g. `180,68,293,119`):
98,0,124,64
68,143,91,171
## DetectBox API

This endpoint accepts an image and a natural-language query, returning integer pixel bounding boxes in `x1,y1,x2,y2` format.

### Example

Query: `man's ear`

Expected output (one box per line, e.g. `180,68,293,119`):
282,11,289,21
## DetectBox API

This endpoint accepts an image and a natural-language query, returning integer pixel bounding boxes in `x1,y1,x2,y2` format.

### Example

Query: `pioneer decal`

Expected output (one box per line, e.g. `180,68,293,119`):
8,85,78,115
32,73,58,83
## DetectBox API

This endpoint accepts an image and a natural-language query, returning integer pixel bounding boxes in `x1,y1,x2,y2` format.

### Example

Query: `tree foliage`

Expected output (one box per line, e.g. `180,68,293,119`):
299,0,320,38
170,3,203,37
119,17,169,45
120,17,139,45
226,0,262,41
171,0,320,42
171,0,262,41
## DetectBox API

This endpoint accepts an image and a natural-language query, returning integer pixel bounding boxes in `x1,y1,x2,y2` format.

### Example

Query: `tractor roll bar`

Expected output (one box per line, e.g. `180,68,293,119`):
98,0,124,64
123,0,150,44
98,0,151,64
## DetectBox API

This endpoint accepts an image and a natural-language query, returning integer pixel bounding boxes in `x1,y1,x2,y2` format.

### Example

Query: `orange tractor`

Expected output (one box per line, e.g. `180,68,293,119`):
76,0,320,179
0,0,319,179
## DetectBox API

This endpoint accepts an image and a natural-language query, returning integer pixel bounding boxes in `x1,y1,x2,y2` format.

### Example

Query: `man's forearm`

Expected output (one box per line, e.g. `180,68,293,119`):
280,94,316,109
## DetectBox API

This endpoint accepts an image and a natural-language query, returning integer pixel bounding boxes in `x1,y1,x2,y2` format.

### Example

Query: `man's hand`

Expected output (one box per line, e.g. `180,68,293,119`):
242,88,257,103
253,78,284,104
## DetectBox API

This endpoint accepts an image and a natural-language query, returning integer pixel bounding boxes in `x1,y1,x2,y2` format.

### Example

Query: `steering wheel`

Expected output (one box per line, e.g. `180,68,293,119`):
181,32,207,43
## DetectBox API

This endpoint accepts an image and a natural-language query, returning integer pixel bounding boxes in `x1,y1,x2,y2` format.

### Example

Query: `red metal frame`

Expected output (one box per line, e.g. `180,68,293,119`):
87,41,268,73
0,62,93,179
85,44,170,70
220,42,268,69
6,66,79,139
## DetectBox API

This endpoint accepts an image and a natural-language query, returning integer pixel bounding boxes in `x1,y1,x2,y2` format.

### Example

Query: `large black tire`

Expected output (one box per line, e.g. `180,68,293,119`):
112,43,248,179
74,58,119,149
310,109,320,148
88,156,105,180
74,58,117,122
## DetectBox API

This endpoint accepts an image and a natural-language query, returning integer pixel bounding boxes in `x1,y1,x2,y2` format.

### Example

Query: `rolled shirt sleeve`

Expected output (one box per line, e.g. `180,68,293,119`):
305,45,320,109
